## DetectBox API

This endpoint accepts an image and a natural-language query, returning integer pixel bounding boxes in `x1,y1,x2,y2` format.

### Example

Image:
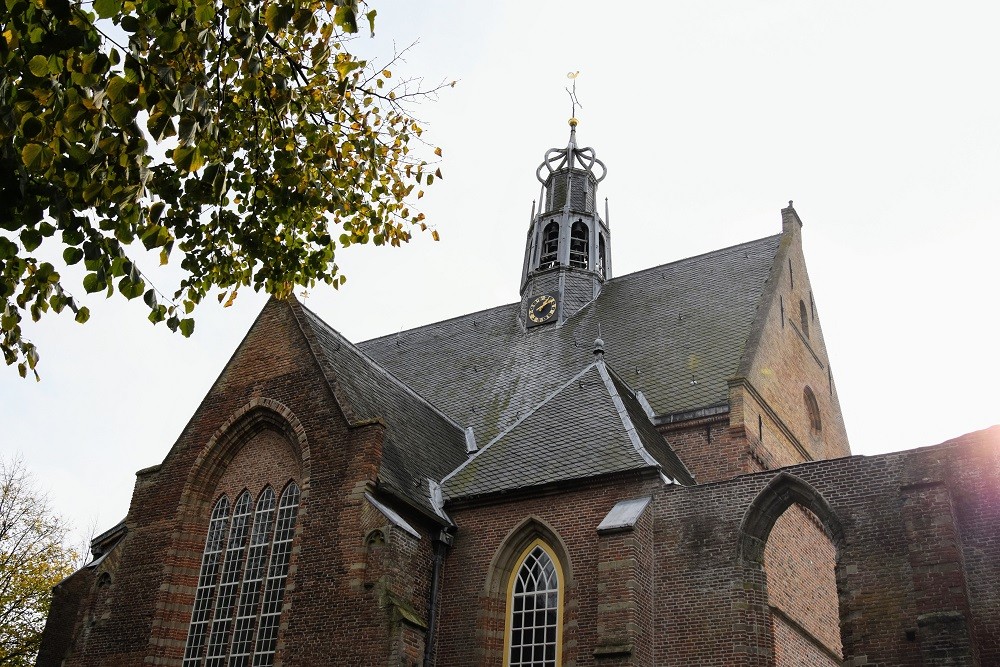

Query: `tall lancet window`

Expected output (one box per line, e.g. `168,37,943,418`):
182,482,300,667
538,222,559,270
569,221,588,269
506,542,562,667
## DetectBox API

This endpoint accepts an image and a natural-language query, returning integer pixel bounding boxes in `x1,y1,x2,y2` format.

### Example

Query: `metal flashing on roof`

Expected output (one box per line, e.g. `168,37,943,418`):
596,360,659,469
635,390,655,419
427,480,451,523
597,496,652,534
365,493,421,539
465,426,477,453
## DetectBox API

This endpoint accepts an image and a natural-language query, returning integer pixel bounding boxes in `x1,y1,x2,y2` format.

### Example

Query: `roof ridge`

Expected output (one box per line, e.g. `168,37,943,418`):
441,360,601,486
359,233,782,344
298,302,467,436
605,233,783,285
360,301,518,345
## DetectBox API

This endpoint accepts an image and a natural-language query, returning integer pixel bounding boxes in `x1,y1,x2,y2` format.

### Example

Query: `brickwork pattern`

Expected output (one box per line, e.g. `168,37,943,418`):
764,504,841,663
736,210,850,463
435,473,662,666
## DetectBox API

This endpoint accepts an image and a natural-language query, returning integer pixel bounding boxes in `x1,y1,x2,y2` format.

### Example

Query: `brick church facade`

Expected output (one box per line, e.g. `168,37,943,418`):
38,122,1000,666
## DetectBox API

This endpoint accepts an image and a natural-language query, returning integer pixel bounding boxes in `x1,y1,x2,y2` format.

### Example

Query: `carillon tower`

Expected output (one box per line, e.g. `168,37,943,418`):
520,117,611,328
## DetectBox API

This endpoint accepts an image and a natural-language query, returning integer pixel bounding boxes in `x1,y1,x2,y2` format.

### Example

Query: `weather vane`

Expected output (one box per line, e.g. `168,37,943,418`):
566,71,581,122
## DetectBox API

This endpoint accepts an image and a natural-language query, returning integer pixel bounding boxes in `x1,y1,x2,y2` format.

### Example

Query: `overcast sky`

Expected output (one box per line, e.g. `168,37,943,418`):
3,1,998,546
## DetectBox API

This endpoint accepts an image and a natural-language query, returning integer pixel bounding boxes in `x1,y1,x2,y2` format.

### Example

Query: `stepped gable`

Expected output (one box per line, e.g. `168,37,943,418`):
358,234,782,444
298,304,468,515
442,359,693,502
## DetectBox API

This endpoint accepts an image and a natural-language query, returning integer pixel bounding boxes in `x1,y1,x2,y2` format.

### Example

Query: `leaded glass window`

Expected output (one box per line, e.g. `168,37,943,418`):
253,482,300,666
181,482,299,666
508,545,560,667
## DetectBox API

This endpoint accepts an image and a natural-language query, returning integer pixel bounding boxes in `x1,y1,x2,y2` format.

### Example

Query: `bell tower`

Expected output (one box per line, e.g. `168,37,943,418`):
520,118,611,328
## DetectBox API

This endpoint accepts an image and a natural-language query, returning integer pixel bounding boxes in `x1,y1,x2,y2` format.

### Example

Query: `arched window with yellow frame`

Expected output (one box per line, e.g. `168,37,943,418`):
504,539,564,667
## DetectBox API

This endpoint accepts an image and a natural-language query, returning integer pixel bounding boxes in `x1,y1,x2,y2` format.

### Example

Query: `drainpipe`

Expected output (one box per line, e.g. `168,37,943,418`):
424,529,453,665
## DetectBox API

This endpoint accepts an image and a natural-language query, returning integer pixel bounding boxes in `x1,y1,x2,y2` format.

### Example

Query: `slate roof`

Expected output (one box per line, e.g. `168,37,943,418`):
298,305,468,516
442,360,693,501
358,234,782,451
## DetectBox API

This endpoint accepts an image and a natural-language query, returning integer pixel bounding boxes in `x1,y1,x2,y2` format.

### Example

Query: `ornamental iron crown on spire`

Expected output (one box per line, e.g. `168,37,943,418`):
535,119,607,216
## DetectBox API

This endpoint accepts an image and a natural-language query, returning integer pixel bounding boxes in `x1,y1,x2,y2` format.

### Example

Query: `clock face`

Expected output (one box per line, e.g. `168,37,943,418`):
528,294,558,325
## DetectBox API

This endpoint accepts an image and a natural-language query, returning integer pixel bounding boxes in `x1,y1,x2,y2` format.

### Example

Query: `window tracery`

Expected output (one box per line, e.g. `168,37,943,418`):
506,541,562,667
182,481,299,667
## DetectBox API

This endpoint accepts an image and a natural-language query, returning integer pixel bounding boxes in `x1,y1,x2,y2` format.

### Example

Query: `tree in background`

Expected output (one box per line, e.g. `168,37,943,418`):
0,457,77,666
1,0,447,378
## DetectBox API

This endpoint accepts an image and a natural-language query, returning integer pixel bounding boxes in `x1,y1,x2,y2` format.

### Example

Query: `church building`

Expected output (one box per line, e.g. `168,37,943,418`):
38,121,1000,666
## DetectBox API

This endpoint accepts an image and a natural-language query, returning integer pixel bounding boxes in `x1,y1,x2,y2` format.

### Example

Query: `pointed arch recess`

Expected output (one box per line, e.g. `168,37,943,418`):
484,517,573,598
738,472,843,566
180,398,309,517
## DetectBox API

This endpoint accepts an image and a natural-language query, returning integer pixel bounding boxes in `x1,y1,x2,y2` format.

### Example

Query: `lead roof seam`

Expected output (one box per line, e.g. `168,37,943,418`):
440,360,601,486
596,361,659,469
300,304,467,435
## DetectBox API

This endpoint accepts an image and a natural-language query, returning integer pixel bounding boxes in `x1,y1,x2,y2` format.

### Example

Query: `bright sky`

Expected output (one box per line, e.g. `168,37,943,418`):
2,1,998,545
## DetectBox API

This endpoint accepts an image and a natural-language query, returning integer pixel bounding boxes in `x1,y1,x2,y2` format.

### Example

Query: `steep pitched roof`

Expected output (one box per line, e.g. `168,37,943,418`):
358,234,782,447
296,304,468,516
442,359,691,501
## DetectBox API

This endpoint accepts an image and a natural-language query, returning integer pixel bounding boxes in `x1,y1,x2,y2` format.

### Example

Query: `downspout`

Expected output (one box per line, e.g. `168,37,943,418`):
424,530,453,665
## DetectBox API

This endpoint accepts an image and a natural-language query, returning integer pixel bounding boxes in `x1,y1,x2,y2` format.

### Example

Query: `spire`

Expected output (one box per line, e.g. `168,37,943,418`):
519,73,614,326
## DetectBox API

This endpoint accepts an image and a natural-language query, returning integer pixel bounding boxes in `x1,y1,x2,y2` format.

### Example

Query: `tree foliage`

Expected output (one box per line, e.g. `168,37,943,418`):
0,457,77,666
1,0,445,378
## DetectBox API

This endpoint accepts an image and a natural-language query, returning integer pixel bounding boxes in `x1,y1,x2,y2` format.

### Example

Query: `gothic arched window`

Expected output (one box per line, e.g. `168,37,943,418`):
182,481,300,667
569,221,588,269
506,541,562,667
538,222,559,270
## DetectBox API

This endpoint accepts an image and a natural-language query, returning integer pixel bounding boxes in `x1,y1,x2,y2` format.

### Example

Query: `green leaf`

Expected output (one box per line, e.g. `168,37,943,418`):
147,112,175,142
334,5,358,33
106,75,126,102
0,237,16,260
21,143,50,171
63,247,84,265
75,306,90,324
172,145,204,173
82,273,103,293
179,318,195,337
366,9,376,36
265,3,294,31
20,228,43,251
28,55,49,77
93,0,120,18
119,276,145,299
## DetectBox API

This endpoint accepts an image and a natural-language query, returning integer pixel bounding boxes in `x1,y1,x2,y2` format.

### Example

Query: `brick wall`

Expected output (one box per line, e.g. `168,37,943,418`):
38,298,440,667
435,472,662,666
764,504,841,663
735,210,850,464
653,426,999,667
